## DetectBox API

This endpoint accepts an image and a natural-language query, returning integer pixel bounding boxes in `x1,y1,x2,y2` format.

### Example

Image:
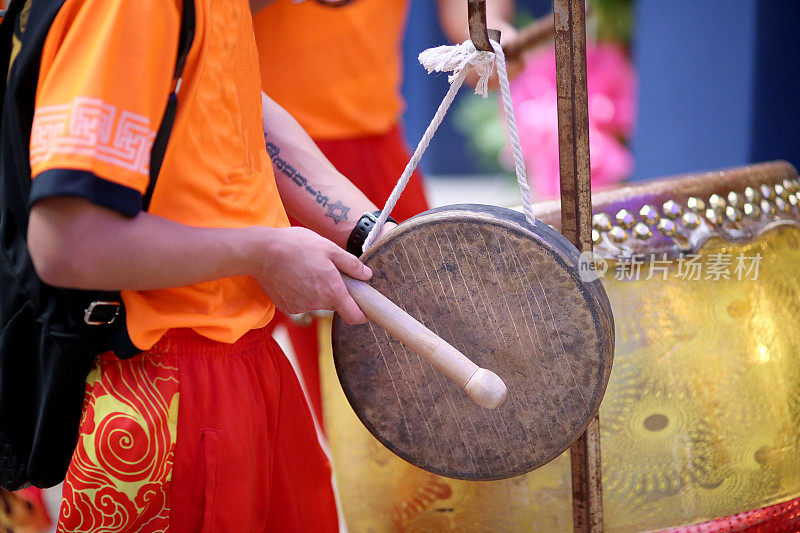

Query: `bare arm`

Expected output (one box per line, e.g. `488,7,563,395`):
27,197,372,323
435,0,516,44
249,0,276,14
261,91,387,248
435,0,523,84
28,95,400,325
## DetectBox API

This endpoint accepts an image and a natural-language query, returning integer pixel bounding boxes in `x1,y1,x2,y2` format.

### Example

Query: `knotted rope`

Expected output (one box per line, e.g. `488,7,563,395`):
364,38,534,251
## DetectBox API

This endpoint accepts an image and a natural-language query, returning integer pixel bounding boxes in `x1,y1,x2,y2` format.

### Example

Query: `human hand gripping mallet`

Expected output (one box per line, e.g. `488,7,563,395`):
341,275,508,409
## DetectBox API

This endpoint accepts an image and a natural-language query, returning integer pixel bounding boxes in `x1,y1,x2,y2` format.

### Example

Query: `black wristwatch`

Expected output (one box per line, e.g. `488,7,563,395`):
346,211,397,257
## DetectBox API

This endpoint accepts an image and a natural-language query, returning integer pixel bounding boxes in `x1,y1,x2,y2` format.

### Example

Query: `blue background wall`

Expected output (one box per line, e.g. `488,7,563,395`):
630,1,757,179
749,2,800,173
401,1,800,180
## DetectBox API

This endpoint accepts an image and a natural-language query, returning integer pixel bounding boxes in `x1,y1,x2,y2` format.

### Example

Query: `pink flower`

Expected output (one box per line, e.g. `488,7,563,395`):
510,42,636,199
588,124,634,188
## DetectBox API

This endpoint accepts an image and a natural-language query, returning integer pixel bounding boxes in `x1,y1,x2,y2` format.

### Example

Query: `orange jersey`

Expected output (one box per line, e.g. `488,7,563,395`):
253,0,409,140
30,0,289,350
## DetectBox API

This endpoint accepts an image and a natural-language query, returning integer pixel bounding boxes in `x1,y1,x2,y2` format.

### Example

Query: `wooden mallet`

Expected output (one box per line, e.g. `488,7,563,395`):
342,275,508,409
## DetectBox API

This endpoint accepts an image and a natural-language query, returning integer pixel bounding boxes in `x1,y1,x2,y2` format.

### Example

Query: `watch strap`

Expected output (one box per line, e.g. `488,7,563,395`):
346,211,397,256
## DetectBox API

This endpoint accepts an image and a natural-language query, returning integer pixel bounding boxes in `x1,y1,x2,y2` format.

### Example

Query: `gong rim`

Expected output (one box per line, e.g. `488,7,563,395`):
333,204,614,480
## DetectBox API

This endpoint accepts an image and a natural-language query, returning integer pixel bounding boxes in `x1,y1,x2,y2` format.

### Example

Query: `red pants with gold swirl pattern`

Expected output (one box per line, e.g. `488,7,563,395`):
57,327,338,532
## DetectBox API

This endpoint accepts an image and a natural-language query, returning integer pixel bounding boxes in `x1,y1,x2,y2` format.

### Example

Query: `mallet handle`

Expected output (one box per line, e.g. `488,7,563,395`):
342,275,507,409
502,13,555,61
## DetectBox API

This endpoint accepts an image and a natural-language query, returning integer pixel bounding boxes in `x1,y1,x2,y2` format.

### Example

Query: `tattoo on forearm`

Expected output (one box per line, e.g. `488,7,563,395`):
264,134,350,225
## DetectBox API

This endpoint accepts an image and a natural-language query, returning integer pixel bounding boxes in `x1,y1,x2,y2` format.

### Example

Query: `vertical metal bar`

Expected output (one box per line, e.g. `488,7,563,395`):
468,0,494,51
554,0,593,251
570,418,604,532
552,0,604,531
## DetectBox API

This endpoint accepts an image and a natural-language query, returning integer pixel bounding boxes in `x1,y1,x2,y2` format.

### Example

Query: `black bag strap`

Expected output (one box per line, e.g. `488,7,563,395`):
143,0,195,210
103,0,196,357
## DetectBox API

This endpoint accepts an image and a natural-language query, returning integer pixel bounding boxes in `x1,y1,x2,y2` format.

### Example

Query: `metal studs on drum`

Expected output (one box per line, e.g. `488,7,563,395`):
726,191,742,208
609,226,628,243
687,197,706,212
662,200,682,219
633,222,652,240
743,203,761,218
708,194,726,210
775,197,789,213
615,209,635,229
725,206,742,222
761,199,776,215
789,194,799,210
682,212,701,229
592,229,601,244
639,205,659,225
592,213,612,232
760,184,774,200
705,208,723,225
744,186,760,203
784,179,798,195
657,219,677,236
774,183,788,199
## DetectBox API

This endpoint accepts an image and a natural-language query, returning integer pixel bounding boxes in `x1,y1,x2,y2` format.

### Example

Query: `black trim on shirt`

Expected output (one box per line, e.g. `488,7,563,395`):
29,168,143,217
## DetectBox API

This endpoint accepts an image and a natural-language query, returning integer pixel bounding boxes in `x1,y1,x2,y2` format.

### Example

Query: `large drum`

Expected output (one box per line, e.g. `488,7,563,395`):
320,161,800,532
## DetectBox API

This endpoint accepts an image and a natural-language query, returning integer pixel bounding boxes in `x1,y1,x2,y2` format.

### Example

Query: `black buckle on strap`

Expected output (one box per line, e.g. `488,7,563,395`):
84,301,121,326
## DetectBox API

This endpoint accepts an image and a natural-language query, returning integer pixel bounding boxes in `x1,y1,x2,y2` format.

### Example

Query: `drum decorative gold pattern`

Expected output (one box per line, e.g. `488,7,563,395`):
321,162,800,532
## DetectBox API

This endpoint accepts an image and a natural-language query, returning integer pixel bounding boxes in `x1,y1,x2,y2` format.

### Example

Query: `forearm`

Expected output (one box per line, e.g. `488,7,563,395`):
261,92,378,248
436,0,515,44
28,196,373,323
28,197,261,291
249,0,276,14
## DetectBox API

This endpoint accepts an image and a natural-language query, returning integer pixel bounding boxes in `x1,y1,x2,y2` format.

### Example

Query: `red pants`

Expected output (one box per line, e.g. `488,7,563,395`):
274,124,430,427
314,124,429,223
58,327,338,532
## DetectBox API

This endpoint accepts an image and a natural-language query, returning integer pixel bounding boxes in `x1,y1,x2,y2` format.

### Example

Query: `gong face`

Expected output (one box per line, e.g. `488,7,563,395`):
333,205,614,480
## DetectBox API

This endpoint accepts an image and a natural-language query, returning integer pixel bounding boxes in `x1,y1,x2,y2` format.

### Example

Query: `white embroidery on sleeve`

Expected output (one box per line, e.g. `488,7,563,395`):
31,97,157,176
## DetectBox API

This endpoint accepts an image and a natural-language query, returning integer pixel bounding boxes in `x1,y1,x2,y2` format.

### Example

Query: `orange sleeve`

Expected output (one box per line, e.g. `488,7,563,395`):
29,0,180,216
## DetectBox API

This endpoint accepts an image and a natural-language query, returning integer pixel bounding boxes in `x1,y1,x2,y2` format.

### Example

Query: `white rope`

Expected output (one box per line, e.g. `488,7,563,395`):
490,40,535,225
364,38,535,251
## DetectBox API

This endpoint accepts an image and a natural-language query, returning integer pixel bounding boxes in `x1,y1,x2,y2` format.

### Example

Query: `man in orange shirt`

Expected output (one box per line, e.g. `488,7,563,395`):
253,0,516,425
22,0,392,530
255,0,516,220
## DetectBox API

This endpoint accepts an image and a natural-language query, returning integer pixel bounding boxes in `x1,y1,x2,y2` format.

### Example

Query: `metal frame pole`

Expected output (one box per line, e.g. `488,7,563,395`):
552,1,604,531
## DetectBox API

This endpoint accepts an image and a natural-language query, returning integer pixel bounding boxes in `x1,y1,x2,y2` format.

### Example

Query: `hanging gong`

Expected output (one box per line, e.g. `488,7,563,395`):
332,204,614,481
